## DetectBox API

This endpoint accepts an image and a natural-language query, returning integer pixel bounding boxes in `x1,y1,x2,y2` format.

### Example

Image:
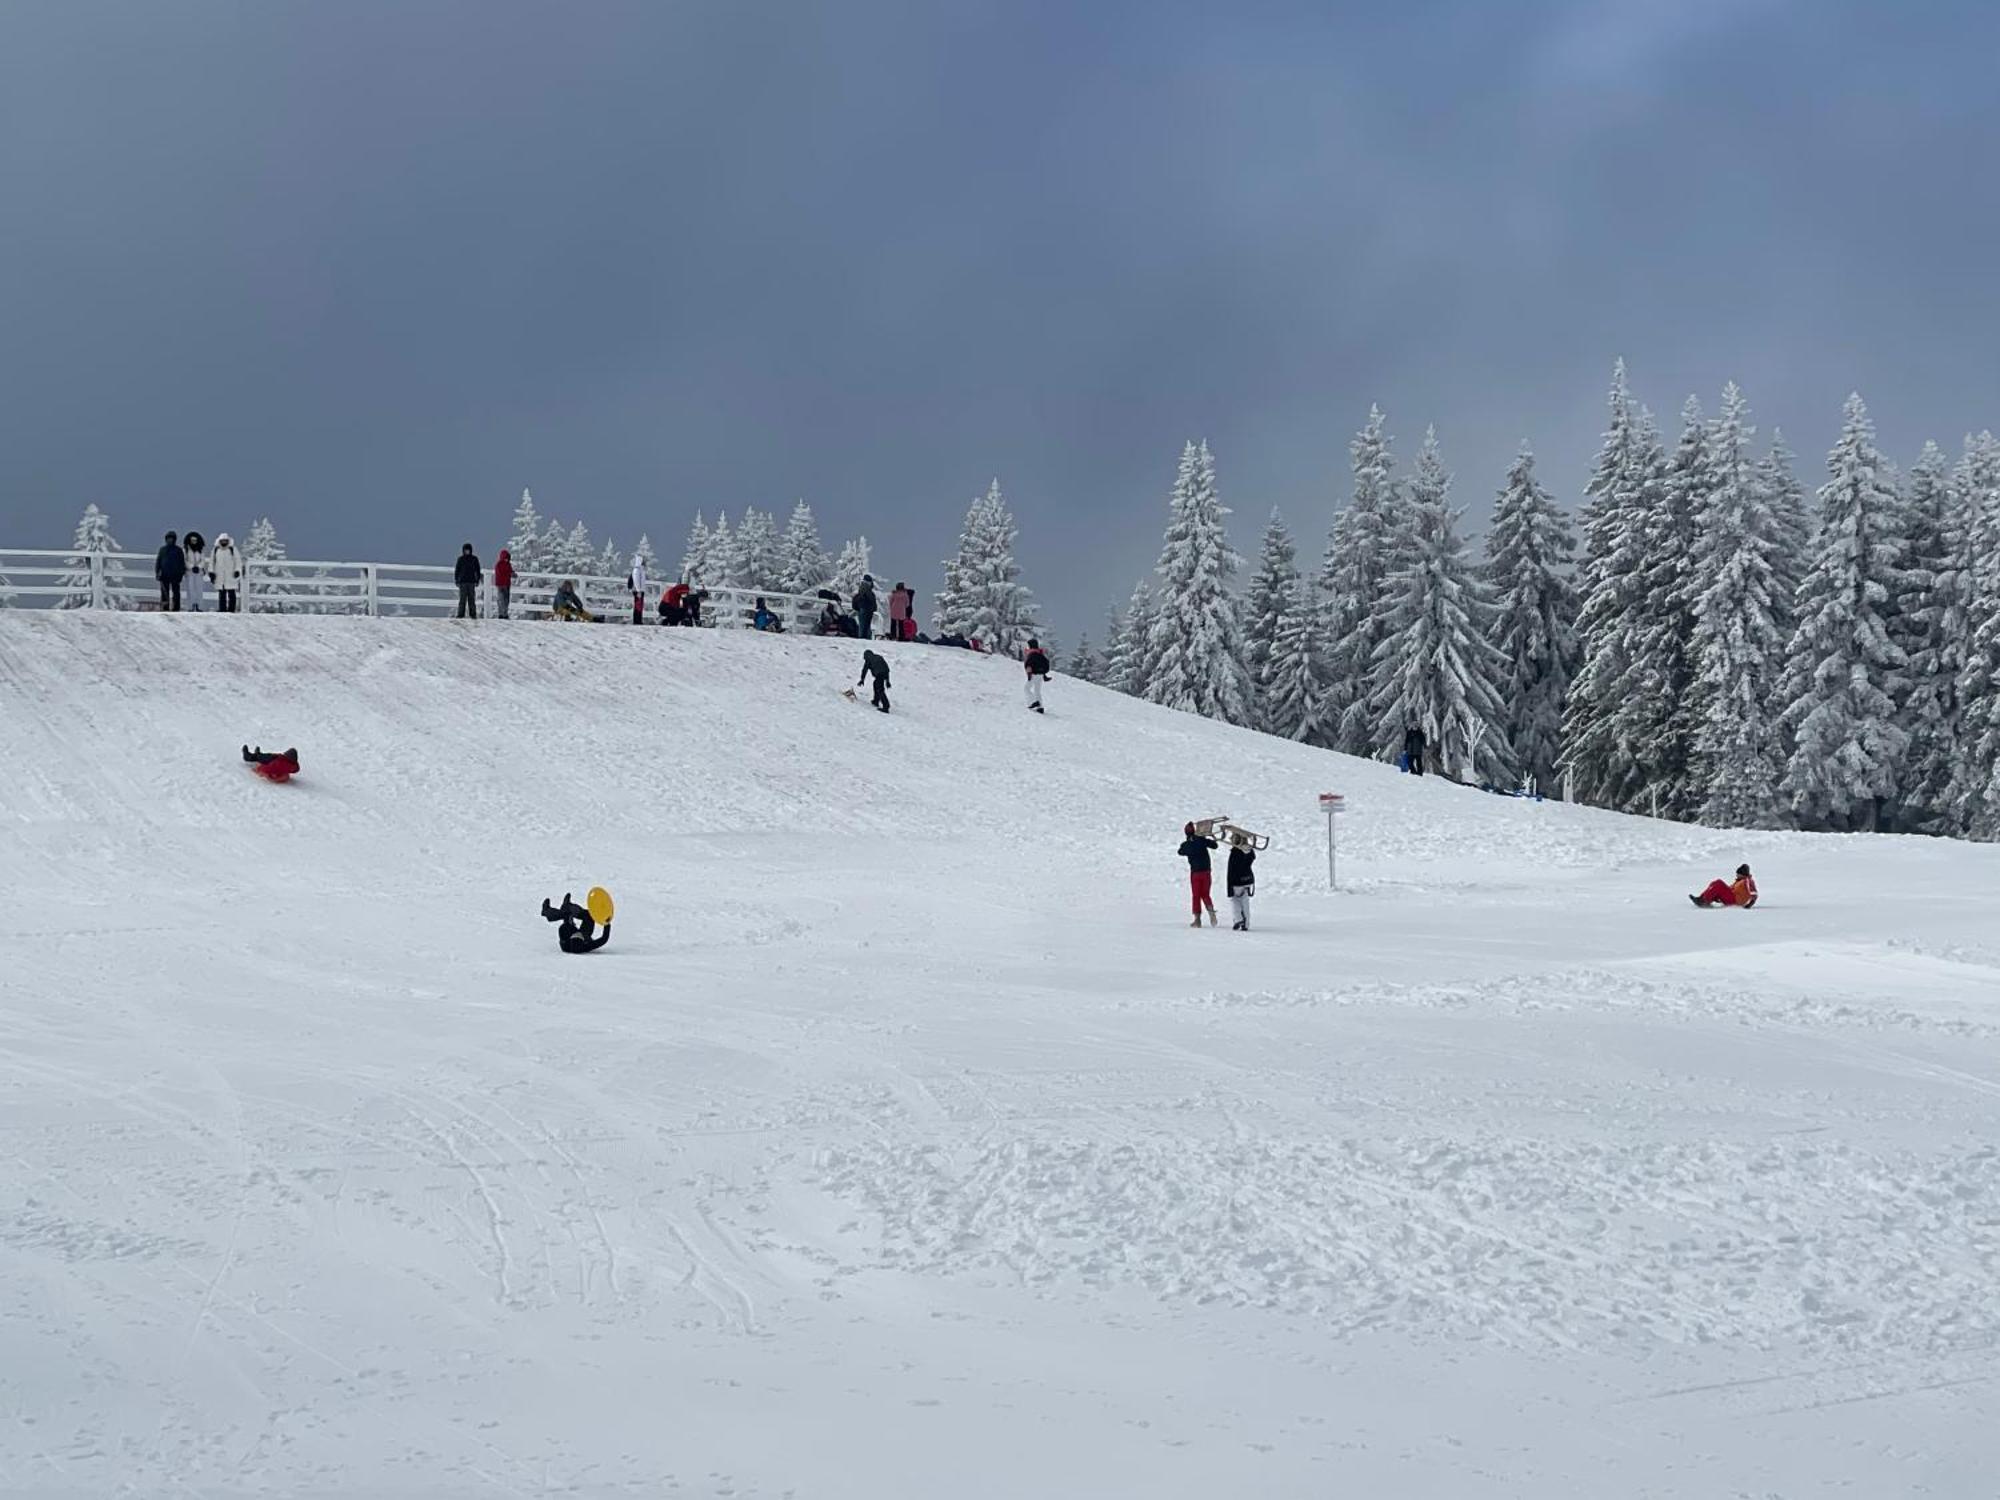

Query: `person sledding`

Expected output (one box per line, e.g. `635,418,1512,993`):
540,893,611,953
1690,863,1758,909
856,648,891,712
551,579,592,622
1226,833,1256,931
242,745,301,783
1177,822,1220,927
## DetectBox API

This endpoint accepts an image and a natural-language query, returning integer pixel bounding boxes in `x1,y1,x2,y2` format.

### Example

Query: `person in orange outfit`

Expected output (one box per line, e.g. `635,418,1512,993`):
1691,863,1757,908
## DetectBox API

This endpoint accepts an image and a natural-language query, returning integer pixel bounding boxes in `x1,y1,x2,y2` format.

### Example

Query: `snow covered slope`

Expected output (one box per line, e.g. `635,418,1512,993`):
2,612,1997,1497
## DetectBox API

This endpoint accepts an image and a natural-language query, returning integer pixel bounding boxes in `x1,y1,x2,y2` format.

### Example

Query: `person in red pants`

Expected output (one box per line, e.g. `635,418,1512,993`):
1177,822,1219,927
242,746,301,783
1691,864,1757,908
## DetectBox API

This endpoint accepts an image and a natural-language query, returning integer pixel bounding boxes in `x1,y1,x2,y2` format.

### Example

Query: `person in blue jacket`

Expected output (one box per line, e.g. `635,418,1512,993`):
155,531,186,612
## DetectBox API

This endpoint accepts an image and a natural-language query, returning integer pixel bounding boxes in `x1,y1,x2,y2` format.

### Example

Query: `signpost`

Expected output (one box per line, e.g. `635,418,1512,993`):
1318,792,1345,890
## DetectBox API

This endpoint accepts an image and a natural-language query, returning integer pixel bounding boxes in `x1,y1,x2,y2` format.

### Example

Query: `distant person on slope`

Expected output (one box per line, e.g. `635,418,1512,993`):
1226,833,1257,931
155,531,186,613
628,552,648,625
182,531,207,611
854,575,878,639
1023,638,1052,713
541,894,611,954
1690,864,1758,909
209,533,243,613
1178,822,1219,928
1402,723,1426,776
494,548,514,619
858,649,891,712
242,745,301,783
454,543,482,619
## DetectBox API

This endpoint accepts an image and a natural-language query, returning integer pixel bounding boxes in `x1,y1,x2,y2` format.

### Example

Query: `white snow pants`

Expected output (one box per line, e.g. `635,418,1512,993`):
1228,886,1252,928
1025,675,1044,709
185,571,205,611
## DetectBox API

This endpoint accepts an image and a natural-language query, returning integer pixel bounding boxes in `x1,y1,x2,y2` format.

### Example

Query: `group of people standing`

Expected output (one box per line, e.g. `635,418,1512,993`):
153,531,243,613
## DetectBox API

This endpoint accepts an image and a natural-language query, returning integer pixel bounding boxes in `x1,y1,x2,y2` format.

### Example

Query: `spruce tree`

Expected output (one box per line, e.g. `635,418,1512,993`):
632,533,661,588
57,504,125,609
1690,383,1787,828
780,501,829,595
1263,577,1333,744
731,509,784,591
1146,441,1254,724
830,537,873,598
1243,509,1302,731
1483,443,1578,794
539,517,571,578
1106,580,1157,697
1892,442,1966,831
596,538,622,583
1366,428,1511,782
680,511,713,584
507,490,545,572
242,516,292,612
1321,406,1401,752
558,521,594,578
1777,394,1910,831
933,480,1039,655
1951,432,2000,837
1760,430,1812,637
705,512,735,586
1065,633,1104,684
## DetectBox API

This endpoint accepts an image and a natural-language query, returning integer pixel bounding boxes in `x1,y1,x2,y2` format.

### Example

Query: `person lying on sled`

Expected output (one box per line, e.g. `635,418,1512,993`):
1690,863,1758,908
540,893,612,953
242,745,301,782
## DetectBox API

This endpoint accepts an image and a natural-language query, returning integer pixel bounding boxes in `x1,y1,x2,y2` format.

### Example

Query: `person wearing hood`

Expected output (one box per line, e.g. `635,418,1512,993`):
155,531,186,612
209,533,243,612
853,575,878,640
629,552,649,625
494,548,514,618
182,531,208,611
454,543,482,619
1225,833,1257,931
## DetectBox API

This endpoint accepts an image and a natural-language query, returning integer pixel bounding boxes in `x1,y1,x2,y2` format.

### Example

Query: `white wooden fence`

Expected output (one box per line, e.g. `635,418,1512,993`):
0,549,876,636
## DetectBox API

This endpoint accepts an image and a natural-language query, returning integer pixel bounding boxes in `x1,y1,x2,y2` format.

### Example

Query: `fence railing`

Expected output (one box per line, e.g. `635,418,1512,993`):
0,549,885,637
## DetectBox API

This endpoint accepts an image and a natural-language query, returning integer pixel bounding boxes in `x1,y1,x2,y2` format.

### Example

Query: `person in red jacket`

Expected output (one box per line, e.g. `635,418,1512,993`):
494,549,515,619
1690,863,1758,908
242,745,301,783
659,580,692,625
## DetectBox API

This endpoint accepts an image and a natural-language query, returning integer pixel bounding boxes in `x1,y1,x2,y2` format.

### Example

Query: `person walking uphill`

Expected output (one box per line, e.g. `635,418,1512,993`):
155,531,186,612
209,533,243,613
1023,638,1052,713
454,543,482,619
854,575,878,640
628,551,648,626
857,649,892,713
1178,822,1219,927
494,548,514,619
1226,834,1257,931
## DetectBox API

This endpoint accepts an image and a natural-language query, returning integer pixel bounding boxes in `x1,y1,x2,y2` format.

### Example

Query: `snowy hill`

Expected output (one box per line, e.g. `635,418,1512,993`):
2,612,1997,1497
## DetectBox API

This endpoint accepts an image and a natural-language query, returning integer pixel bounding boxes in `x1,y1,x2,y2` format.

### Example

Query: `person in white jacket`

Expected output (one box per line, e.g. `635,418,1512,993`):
182,530,208,611
209,533,243,613
628,552,648,626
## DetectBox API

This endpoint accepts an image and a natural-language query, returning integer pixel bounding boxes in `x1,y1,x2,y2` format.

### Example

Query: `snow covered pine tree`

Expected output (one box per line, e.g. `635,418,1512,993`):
1145,441,1253,725
1483,443,1578,794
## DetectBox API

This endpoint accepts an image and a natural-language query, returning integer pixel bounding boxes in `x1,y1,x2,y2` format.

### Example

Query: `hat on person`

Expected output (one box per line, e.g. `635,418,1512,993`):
1736,863,1751,876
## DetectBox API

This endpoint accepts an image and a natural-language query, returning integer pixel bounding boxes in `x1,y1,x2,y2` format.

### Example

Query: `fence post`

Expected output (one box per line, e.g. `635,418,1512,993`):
365,565,379,618
90,552,106,610
482,578,493,619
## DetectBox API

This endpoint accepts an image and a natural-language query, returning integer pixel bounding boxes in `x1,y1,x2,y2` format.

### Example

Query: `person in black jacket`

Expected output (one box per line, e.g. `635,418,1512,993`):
1225,834,1257,931
1023,638,1052,713
155,531,186,613
1402,723,1426,776
540,894,611,954
454,543,482,619
1177,822,1219,927
858,649,891,713
853,575,878,640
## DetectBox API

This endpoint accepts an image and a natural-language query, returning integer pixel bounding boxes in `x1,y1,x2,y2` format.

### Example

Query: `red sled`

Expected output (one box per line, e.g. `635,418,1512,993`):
246,750,301,784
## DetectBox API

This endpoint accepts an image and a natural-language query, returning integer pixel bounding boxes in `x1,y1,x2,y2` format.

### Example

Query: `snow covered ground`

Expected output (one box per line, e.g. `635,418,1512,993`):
2,611,1997,1498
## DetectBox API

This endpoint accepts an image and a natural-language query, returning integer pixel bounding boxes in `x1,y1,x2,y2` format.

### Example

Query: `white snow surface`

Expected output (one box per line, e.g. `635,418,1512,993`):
2,612,1997,1498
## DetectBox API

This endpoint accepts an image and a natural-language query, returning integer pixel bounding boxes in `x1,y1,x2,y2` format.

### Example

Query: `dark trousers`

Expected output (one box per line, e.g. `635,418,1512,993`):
457,585,477,619
496,586,510,619
158,578,181,612
1407,748,1424,775
217,589,239,613
870,678,890,713
633,593,645,625
858,608,875,640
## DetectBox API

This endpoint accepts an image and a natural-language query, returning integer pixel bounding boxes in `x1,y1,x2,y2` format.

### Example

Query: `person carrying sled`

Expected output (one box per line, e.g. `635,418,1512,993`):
209,533,243,613
156,531,186,613
1691,864,1758,909
541,894,611,954
1023,638,1052,713
454,543,482,619
857,648,891,712
1178,822,1220,928
242,745,301,783
854,575,878,640
1402,723,1426,776
494,548,514,618
1226,833,1256,931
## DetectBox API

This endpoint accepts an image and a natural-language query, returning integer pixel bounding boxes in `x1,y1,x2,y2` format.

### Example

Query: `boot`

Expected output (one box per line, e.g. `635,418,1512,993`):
1206,908,1218,927
1688,893,1705,908
1190,917,1202,928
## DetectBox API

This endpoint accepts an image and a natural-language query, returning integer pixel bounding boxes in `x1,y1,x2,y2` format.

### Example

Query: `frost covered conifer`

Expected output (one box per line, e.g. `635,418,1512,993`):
1366,428,1511,781
1760,430,1812,637
1243,509,1301,729
933,480,1039,656
1065,633,1104,684
1689,383,1787,828
780,501,829,595
704,512,735,585
1105,580,1157,697
830,537,873,598
539,517,570,577
1145,442,1253,724
731,509,784,591
1483,444,1578,793
1950,432,2000,836
680,512,713,584
57,504,125,608
1890,443,1969,831
1321,406,1401,752
1777,394,1910,831
242,516,293,612
507,490,545,572
1262,577,1333,744
598,539,624,583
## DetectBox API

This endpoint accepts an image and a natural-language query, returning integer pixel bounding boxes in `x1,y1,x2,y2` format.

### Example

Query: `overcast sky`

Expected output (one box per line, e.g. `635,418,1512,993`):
4,0,1997,635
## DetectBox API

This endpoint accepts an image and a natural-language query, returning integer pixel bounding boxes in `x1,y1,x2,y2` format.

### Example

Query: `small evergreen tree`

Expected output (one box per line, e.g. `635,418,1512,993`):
780,501,830,595
731,509,784,591
1065,633,1105,683
57,504,125,608
1760,429,1812,637
1483,443,1578,793
1145,441,1254,724
1105,580,1157,697
1366,428,1511,782
1690,383,1787,828
598,539,624,583
705,512,735,585
680,511,713,584
1892,442,1965,832
1951,432,2000,837
1321,406,1401,752
933,480,1039,655
1777,394,1910,831
539,517,571,578
507,489,545,572
1262,577,1333,743
242,516,293,612
1243,509,1301,730
830,536,873,598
